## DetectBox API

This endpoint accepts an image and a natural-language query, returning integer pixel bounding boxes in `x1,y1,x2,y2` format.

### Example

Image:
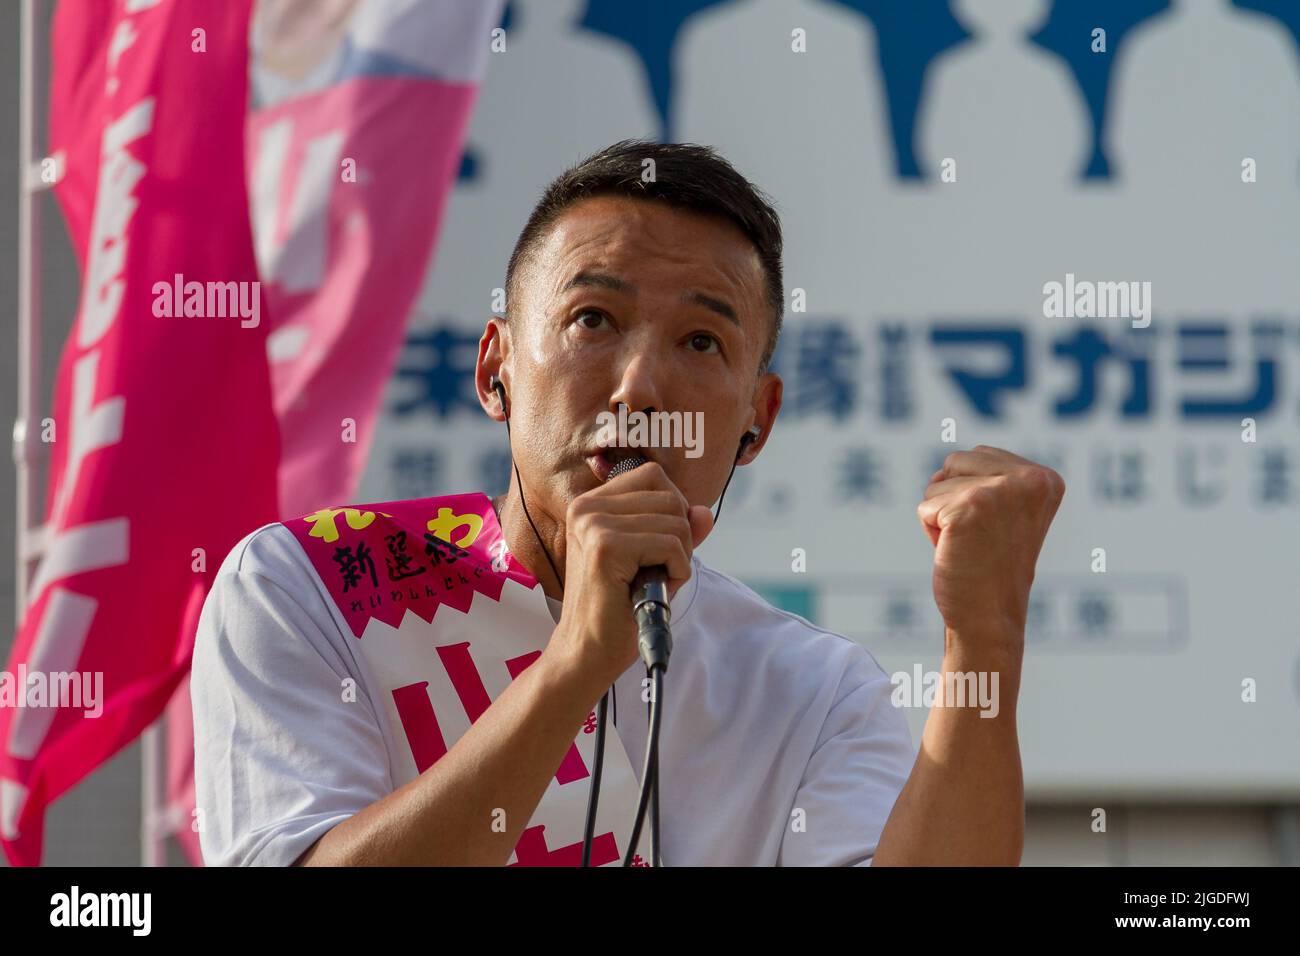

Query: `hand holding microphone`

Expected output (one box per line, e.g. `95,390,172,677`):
547,458,713,690
487,372,755,866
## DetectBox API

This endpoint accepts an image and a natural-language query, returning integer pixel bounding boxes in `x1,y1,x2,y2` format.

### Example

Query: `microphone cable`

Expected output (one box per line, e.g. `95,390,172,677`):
623,664,663,865
613,428,758,866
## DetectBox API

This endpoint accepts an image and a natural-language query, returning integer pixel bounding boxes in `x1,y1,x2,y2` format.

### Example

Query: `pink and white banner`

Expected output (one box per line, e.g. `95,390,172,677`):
2,0,279,865
6,0,500,866
173,0,504,863
246,0,503,520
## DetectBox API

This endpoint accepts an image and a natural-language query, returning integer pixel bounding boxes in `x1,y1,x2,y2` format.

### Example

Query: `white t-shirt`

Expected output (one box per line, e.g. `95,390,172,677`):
191,501,915,867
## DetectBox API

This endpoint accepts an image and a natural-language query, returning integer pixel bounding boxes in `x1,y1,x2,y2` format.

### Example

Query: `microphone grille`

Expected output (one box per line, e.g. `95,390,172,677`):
605,454,650,482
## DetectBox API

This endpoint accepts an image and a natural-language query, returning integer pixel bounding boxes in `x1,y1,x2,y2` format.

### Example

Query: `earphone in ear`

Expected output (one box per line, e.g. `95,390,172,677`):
489,374,508,419
736,424,761,460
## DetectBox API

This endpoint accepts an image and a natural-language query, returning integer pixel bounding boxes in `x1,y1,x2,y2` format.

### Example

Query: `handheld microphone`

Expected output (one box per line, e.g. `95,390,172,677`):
604,454,673,672
603,451,670,867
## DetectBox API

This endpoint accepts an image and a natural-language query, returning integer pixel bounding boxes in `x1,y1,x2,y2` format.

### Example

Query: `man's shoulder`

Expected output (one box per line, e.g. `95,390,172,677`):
200,523,334,640
690,559,891,683
216,520,313,581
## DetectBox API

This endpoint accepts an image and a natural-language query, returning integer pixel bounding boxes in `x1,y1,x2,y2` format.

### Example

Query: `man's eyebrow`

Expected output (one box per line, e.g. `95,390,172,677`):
681,290,739,326
562,270,740,327
561,270,634,295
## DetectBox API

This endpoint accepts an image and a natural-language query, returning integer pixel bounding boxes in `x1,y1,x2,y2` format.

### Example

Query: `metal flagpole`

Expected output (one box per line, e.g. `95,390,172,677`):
142,721,165,866
15,0,44,626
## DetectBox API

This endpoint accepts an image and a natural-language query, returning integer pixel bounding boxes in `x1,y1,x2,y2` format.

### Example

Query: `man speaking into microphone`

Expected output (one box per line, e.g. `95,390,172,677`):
191,140,1065,866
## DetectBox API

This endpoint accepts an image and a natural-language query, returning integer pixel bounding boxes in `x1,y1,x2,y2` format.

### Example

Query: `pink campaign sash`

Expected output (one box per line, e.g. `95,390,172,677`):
284,493,655,866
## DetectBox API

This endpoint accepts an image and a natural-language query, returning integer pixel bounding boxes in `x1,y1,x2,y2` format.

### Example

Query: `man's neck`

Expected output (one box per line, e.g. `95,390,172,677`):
491,490,566,602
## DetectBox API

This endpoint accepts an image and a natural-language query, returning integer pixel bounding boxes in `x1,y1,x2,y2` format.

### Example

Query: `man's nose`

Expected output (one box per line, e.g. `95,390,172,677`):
608,352,664,419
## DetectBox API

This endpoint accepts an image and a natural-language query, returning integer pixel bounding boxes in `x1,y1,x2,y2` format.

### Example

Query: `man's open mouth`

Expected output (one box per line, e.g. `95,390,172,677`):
585,445,654,482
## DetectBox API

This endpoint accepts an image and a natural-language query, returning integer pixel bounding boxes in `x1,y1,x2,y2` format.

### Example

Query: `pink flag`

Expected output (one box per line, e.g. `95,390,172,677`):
165,0,505,864
1,0,279,865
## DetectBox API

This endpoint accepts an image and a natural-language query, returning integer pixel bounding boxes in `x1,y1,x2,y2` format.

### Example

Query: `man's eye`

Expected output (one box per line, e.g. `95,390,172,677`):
689,332,720,354
575,310,609,330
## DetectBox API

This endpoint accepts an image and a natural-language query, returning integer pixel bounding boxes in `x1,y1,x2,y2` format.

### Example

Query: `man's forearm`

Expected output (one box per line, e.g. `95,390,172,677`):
296,637,605,866
873,633,1024,866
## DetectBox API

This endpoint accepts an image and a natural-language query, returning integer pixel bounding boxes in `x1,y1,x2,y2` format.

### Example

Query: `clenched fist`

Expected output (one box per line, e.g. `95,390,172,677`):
917,445,1065,650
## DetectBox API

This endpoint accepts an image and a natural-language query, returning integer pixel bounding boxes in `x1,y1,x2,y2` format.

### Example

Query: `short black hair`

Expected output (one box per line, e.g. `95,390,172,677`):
504,139,784,375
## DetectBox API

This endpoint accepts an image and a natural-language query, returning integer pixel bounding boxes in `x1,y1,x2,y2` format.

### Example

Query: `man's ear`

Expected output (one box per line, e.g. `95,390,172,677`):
476,317,509,422
738,371,782,465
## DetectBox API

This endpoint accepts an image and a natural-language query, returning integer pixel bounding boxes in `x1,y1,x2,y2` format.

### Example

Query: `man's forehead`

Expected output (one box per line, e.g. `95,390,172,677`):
536,196,765,301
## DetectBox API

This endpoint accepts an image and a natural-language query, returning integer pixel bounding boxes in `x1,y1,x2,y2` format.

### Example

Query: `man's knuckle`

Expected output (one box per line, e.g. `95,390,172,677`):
575,506,599,534
1024,466,1055,498
589,527,615,561
1047,468,1066,498
966,484,998,510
